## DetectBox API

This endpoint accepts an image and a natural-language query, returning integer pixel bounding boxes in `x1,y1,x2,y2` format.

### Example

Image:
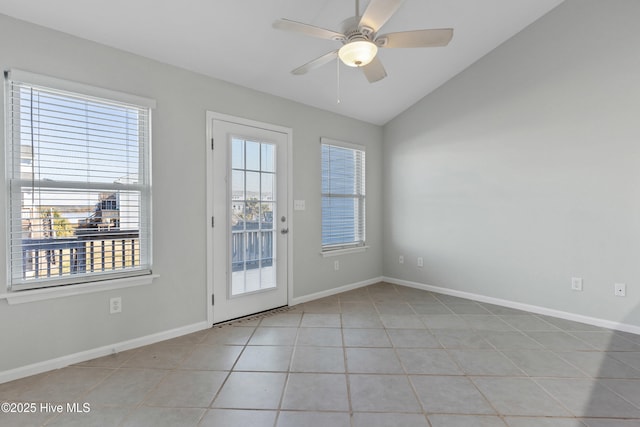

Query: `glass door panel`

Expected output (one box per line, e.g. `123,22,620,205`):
230,138,277,296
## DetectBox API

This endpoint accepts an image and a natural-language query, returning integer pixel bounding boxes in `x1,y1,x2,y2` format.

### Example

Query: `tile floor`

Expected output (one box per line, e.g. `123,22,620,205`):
2,282,640,426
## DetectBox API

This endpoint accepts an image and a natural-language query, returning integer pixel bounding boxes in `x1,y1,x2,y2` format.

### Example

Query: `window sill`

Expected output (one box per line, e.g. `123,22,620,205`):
321,246,369,257
0,274,159,305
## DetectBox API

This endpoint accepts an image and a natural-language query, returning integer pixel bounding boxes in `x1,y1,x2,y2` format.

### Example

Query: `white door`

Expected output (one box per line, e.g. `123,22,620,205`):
208,115,290,324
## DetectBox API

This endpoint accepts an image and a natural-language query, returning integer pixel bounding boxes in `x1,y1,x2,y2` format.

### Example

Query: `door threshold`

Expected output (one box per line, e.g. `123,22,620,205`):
212,305,292,328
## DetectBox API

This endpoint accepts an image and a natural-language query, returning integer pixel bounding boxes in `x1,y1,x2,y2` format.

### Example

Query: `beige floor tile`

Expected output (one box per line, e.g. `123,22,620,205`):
120,407,204,427
212,372,286,409
433,329,493,349
428,414,507,427
178,345,242,371
505,417,587,427
0,372,52,399
296,327,343,346
340,301,378,313
290,346,345,373
122,344,194,369
501,350,586,378
472,377,571,416
349,374,422,412
536,378,640,418
555,351,640,379
143,370,227,407
248,327,298,346
345,348,404,374
281,373,349,411
233,346,293,372
448,349,525,376
408,302,454,315
4,282,640,426
74,349,138,368
379,314,426,329
259,313,302,327
341,312,384,328
199,409,277,427
300,313,341,327
386,329,441,348
525,331,596,351
343,328,392,347
277,411,351,427
581,419,640,427
0,408,56,427
352,412,430,427
420,314,469,329
20,366,114,403
397,348,462,375
600,378,640,407
410,375,495,414
84,368,168,406
201,326,255,346
374,302,415,315
46,406,130,427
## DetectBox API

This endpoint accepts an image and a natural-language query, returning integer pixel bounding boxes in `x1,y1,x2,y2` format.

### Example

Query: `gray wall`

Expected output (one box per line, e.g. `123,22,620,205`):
0,14,383,372
383,0,640,327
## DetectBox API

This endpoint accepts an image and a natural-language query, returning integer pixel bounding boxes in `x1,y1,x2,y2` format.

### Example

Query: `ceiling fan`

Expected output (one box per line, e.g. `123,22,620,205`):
273,0,453,83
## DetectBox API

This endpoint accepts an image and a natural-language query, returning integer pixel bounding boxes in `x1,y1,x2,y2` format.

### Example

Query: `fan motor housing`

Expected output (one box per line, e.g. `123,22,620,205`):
340,16,374,44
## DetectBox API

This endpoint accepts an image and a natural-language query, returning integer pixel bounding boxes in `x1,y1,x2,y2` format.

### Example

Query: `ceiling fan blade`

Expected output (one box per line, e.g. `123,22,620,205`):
376,29,453,48
359,0,405,33
362,56,387,83
273,19,345,41
291,50,339,75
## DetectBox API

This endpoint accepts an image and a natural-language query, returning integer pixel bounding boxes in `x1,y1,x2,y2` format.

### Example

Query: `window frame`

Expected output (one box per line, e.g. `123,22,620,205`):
320,137,366,253
3,69,155,293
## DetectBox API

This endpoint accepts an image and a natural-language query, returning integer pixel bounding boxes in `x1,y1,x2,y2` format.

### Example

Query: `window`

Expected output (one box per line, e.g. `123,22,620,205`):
321,138,366,251
5,70,154,291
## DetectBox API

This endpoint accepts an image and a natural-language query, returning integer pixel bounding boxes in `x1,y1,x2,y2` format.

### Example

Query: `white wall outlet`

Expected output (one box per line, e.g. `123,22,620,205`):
294,199,306,211
110,297,122,314
334,260,339,271
399,255,404,264
614,283,626,297
417,257,424,268
571,277,583,291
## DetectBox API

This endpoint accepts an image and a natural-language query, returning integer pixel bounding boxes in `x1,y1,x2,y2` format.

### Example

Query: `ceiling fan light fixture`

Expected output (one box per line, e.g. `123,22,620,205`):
338,40,378,67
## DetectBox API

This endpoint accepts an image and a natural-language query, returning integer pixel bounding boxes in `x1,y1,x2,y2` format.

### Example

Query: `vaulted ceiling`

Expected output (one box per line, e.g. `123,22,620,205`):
0,0,564,125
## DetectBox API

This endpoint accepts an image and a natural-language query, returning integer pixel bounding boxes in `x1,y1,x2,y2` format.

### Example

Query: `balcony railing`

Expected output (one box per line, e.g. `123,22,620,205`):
231,221,273,272
21,230,140,280
21,224,272,280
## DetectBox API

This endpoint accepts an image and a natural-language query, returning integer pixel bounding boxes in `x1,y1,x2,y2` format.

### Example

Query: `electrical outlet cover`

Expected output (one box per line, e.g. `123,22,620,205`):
571,277,583,291
110,297,122,314
614,283,626,297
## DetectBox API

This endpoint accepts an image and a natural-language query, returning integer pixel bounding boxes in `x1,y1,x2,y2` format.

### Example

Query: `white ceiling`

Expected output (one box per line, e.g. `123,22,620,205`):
0,0,564,125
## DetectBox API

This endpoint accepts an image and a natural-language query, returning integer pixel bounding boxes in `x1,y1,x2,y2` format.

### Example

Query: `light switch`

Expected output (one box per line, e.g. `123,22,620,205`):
294,200,306,211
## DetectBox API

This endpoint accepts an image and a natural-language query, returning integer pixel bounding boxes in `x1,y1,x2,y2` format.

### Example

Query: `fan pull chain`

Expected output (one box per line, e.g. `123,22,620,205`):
336,58,341,104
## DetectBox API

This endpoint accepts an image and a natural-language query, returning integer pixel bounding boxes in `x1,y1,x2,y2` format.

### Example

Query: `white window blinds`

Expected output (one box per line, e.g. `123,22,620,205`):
5,70,153,290
321,138,366,250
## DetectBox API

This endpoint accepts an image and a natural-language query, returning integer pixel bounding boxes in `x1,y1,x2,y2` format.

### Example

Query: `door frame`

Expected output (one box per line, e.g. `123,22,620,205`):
205,111,294,325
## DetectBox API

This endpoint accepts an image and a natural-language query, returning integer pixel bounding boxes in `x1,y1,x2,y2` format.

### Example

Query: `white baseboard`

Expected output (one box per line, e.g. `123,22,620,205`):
291,276,383,305
383,276,640,335
0,321,210,384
